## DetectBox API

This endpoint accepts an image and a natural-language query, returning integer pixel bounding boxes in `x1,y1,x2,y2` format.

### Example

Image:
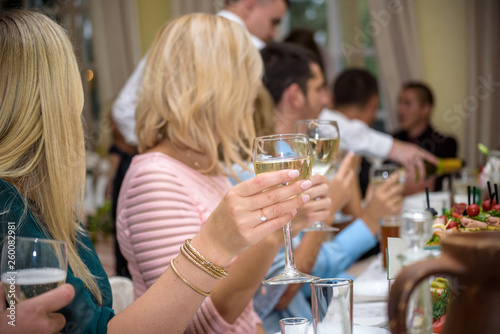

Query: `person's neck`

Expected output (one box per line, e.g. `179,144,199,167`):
406,121,429,140
224,5,244,20
274,107,299,135
336,106,361,120
148,139,213,171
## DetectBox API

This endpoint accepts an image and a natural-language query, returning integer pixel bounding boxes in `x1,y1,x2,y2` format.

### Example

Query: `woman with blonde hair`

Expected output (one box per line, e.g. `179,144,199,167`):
0,10,310,333
116,13,331,334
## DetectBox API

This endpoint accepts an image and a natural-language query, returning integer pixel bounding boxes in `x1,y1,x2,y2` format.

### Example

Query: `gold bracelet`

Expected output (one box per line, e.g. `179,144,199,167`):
180,245,226,279
170,259,211,297
185,239,228,278
183,239,228,279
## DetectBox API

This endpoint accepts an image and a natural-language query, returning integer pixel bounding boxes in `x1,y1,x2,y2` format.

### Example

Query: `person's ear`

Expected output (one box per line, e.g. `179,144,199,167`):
285,83,305,109
244,0,257,15
422,103,432,120
368,95,378,112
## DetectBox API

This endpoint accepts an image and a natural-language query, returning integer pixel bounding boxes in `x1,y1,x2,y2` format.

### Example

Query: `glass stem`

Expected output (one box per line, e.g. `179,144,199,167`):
283,221,296,270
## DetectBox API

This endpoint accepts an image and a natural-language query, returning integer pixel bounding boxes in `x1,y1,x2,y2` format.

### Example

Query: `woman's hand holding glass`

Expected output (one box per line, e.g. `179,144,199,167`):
291,174,332,234
252,134,318,284
0,283,74,334
193,169,313,269
1,237,67,304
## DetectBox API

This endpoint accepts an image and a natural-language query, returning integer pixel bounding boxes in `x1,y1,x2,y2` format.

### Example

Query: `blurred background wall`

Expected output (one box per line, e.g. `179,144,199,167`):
415,0,467,159
1,0,498,168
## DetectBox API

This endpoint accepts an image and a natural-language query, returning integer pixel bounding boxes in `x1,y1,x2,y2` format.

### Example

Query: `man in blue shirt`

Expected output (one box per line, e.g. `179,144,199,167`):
251,43,404,333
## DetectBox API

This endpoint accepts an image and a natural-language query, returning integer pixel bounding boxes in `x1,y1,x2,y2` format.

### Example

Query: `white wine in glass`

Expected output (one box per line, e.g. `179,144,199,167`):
253,134,318,285
295,119,340,232
1,237,67,304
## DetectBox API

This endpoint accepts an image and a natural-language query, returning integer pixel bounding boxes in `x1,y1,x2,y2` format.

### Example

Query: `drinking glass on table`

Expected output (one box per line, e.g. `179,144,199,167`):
398,209,433,333
310,278,353,334
253,134,318,285
295,119,340,232
1,237,67,304
280,317,310,334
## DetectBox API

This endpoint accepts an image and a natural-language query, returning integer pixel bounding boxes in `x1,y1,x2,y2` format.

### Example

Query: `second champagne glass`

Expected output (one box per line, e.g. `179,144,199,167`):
1,237,67,304
295,119,340,232
253,134,319,284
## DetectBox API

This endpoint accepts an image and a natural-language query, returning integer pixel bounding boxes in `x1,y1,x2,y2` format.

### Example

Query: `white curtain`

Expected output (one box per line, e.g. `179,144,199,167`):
170,0,219,18
464,0,500,168
367,0,423,132
88,0,142,109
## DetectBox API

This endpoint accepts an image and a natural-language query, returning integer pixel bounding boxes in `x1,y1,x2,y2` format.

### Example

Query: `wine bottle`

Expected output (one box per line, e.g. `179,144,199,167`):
424,158,463,177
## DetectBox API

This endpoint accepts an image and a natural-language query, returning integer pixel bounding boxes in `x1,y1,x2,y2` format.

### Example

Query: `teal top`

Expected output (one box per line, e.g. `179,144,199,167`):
0,179,115,333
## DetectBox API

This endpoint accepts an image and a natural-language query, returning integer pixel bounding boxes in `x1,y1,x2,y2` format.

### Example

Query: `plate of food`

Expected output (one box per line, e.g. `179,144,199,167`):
426,197,500,247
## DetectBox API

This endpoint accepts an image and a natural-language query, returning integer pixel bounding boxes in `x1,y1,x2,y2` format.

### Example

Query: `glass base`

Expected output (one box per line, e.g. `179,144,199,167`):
332,213,353,224
303,222,339,232
263,267,319,285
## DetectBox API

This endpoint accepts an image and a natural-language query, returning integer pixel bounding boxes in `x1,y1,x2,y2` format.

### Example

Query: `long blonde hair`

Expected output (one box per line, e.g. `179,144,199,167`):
0,10,102,303
136,14,263,176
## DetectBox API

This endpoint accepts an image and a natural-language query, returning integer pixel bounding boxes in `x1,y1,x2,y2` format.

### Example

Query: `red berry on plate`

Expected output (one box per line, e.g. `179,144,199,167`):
466,204,480,217
492,203,500,211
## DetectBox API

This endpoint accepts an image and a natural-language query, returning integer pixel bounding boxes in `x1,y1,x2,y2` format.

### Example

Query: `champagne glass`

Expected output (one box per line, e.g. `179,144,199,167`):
253,134,319,284
295,119,340,232
1,237,67,304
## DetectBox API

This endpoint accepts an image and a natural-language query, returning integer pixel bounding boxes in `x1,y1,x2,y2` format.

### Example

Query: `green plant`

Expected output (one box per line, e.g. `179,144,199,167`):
87,200,113,244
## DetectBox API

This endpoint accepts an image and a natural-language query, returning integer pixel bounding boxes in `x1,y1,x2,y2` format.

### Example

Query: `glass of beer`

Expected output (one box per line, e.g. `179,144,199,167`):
253,134,318,284
380,215,400,268
1,237,67,304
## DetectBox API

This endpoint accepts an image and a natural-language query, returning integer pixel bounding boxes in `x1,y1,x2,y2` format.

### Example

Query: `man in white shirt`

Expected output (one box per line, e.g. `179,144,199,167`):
112,0,289,145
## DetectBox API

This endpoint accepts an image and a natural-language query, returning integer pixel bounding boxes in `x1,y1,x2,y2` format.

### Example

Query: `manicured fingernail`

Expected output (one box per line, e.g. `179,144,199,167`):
288,170,299,178
291,210,297,217
301,180,312,190
302,194,310,203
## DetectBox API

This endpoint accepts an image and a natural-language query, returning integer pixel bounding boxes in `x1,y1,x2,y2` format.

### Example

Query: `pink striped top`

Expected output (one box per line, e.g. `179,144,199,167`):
116,152,260,333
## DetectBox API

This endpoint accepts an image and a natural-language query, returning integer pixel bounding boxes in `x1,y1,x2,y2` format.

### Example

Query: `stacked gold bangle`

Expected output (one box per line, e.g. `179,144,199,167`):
180,239,228,280
170,259,211,297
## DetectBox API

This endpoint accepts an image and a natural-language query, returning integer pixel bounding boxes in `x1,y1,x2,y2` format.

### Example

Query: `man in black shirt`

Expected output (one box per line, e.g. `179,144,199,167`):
394,82,457,192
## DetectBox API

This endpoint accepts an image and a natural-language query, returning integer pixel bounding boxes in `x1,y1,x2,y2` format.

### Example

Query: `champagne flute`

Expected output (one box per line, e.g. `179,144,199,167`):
295,119,340,232
1,237,67,304
253,134,319,284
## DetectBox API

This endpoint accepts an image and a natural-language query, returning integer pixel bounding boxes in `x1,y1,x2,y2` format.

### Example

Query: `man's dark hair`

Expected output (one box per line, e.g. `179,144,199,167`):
402,81,434,106
333,68,378,108
261,42,318,104
284,27,324,74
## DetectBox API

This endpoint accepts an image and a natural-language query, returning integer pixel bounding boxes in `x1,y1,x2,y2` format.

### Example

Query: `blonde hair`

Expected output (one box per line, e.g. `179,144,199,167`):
0,10,102,303
253,86,277,137
136,13,263,177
